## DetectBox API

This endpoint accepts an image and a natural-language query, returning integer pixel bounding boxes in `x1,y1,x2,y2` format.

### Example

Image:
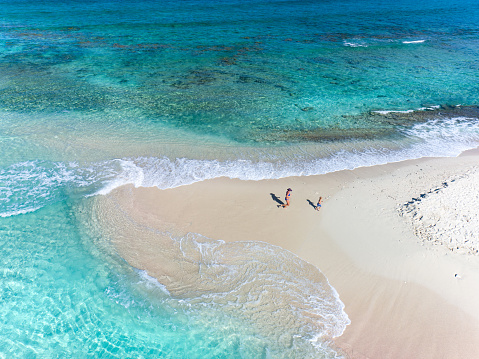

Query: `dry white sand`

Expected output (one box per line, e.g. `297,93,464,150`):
399,168,479,255
94,148,479,358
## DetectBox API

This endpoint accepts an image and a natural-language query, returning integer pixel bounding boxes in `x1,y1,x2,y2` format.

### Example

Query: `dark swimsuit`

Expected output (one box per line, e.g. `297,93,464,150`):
285,192,291,202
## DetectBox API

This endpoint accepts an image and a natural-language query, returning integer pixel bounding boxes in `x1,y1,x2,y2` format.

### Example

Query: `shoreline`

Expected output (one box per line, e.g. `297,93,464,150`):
94,149,479,358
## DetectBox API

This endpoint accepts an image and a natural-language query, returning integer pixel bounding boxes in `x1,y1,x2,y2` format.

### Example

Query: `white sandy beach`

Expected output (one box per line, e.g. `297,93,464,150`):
94,148,479,358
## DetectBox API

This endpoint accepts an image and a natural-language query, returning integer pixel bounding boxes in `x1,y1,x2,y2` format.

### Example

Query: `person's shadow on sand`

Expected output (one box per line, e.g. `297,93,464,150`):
270,193,284,206
307,199,317,209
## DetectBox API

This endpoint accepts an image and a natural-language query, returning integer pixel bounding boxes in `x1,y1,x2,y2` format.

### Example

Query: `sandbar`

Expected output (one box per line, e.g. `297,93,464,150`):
94,148,479,358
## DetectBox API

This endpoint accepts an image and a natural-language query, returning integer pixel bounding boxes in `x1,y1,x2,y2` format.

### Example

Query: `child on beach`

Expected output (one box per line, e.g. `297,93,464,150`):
315,196,323,211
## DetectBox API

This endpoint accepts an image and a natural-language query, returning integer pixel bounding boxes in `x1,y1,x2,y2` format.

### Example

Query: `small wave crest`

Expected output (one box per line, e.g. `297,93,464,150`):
0,160,122,217
403,40,426,44
136,269,171,295
343,40,368,47
401,117,479,155
0,161,77,217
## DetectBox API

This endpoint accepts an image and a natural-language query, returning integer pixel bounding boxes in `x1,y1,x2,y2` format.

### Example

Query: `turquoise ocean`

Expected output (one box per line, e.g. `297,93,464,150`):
1,0,479,357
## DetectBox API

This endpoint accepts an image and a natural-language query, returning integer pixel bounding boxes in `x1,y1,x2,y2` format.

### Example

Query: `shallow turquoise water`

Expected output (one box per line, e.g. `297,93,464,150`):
1,0,479,357
1,199,347,358
1,0,479,148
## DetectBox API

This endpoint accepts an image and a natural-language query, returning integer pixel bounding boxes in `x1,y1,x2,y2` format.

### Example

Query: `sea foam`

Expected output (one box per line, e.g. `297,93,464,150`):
94,117,479,194
1,117,478,217
403,40,426,44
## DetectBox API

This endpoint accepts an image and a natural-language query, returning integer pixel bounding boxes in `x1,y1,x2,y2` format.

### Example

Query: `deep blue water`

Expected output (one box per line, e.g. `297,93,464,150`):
1,0,479,357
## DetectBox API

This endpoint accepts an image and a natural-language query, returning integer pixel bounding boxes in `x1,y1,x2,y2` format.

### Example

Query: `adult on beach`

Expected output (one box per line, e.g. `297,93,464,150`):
282,188,292,208
316,196,323,211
